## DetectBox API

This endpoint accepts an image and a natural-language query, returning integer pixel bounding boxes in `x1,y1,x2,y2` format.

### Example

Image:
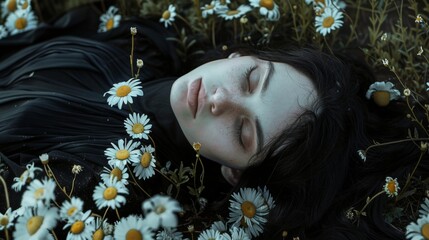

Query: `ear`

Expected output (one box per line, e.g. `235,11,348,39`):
221,165,242,186
228,52,241,59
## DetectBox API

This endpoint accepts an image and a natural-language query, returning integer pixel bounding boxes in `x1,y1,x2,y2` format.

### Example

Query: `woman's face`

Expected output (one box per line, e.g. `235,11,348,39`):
170,54,317,169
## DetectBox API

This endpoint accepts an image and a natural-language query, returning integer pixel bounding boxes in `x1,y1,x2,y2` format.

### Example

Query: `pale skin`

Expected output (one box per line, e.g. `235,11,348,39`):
170,53,317,183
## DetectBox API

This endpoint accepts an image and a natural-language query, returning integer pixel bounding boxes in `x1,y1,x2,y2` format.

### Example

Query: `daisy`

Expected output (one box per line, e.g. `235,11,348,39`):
92,178,129,210
228,187,269,238
357,150,366,162
365,81,401,107
257,186,276,210
219,5,252,21
222,227,250,240
13,205,59,240
98,5,121,32
201,1,216,18
5,8,38,35
0,25,8,39
406,214,429,240
210,221,228,233
417,46,424,56
59,197,84,223
104,139,140,168
142,195,182,229
419,198,429,217
124,112,152,140
198,229,222,240
103,78,144,110
156,228,184,240
21,177,56,207
1,0,18,18
0,208,15,230
383,176,400,198
93,217,114,240
415,14,423,23
114,215,154,240
64,210,95,240
101,163,129,185
131,146,157,180
160,4,176,28
249,0,280,21
11,162,42,191
315,6,343,36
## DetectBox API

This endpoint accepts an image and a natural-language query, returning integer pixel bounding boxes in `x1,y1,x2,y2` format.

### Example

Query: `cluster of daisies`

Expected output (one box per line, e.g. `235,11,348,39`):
160,0,281,28
0,0,38,39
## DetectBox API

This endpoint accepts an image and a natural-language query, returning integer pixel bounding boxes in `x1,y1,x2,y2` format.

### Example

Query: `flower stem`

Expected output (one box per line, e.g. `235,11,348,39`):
364,138,429,155
399,150,425,197
101,206,110,222
358,190,385,217
0,175,10,209
68,173,77,197
130,35,135,77
4,228,9,240
127,165,151,198
44,164,71,200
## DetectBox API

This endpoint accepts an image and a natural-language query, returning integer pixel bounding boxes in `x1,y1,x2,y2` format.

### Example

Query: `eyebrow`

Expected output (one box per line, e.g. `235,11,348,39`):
254,61,273,152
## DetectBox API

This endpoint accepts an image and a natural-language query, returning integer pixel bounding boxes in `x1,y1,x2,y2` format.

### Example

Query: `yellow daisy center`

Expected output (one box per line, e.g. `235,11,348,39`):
116,85,131,97
226,10,239,16
126,229,142,240
322,16,334,28
15,17,28,30
386,180,397,194
206,4,214,9
7,0,16,12
132,123,144,134
116,149,130,160
422,223,429,239
34,188,45,199
259,0,274,10
93,229,105,240
67,206,77,216
241,201,256,218
155,205,166,214
70,221,85,234
103,187,118,200
373,91,390,107
140,152,152,168
106,18,114,30
27,216,44,235
162,10,171,20
22,1,29,9
0,216,9,226
110,167,123,181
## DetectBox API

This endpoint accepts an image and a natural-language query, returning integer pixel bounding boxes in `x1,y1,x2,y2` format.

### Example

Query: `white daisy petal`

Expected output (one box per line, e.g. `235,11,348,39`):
142,195,182,229
92,178,129,210
13,205,59,240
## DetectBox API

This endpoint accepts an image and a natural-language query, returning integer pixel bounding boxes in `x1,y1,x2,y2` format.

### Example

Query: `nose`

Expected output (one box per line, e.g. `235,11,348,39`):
210,87,241,116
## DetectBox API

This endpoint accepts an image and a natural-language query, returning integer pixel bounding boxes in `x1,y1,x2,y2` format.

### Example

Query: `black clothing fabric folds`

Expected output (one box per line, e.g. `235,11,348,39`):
0,6,226,213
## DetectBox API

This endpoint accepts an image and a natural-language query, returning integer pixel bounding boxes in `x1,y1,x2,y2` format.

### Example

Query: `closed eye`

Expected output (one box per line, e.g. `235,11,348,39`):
242,65,256,93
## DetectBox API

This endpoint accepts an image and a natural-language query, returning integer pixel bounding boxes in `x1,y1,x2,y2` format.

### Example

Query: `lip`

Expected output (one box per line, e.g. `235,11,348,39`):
187,78,205,118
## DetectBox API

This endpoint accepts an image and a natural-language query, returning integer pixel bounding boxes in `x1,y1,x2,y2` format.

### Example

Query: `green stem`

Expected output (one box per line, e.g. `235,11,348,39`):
0,175,10,210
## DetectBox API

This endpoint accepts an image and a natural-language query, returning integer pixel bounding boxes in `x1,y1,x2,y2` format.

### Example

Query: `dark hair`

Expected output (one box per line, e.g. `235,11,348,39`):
227,46,429,239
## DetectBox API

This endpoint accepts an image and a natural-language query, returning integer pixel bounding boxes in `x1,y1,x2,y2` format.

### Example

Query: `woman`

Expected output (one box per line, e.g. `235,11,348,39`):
0,4,427,240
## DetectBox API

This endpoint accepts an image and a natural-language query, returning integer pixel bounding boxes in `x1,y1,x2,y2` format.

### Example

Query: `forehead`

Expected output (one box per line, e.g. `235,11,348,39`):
258,61,317,144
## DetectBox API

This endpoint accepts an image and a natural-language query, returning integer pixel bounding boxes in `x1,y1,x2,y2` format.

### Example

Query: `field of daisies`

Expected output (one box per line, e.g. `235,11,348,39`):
1,0,429,239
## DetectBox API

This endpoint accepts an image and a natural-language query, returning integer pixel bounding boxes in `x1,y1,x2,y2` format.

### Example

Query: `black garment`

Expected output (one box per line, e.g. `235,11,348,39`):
0,6,228,217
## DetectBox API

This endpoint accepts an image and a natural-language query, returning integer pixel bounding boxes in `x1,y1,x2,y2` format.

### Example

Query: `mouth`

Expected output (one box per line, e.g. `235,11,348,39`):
187,78,204,119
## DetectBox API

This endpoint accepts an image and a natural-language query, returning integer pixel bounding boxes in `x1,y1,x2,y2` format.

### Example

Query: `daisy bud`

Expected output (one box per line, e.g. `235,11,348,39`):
403,88,411,97
192,142,201,152
282,231,288,237
420,142,428,152
187,225,194,233
39,153,49,165
72,165,83,174
381,58,389,66
130,27,137,35
222,45,228,51
417,46,424,56
240,16,248,24
136,59,144,68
